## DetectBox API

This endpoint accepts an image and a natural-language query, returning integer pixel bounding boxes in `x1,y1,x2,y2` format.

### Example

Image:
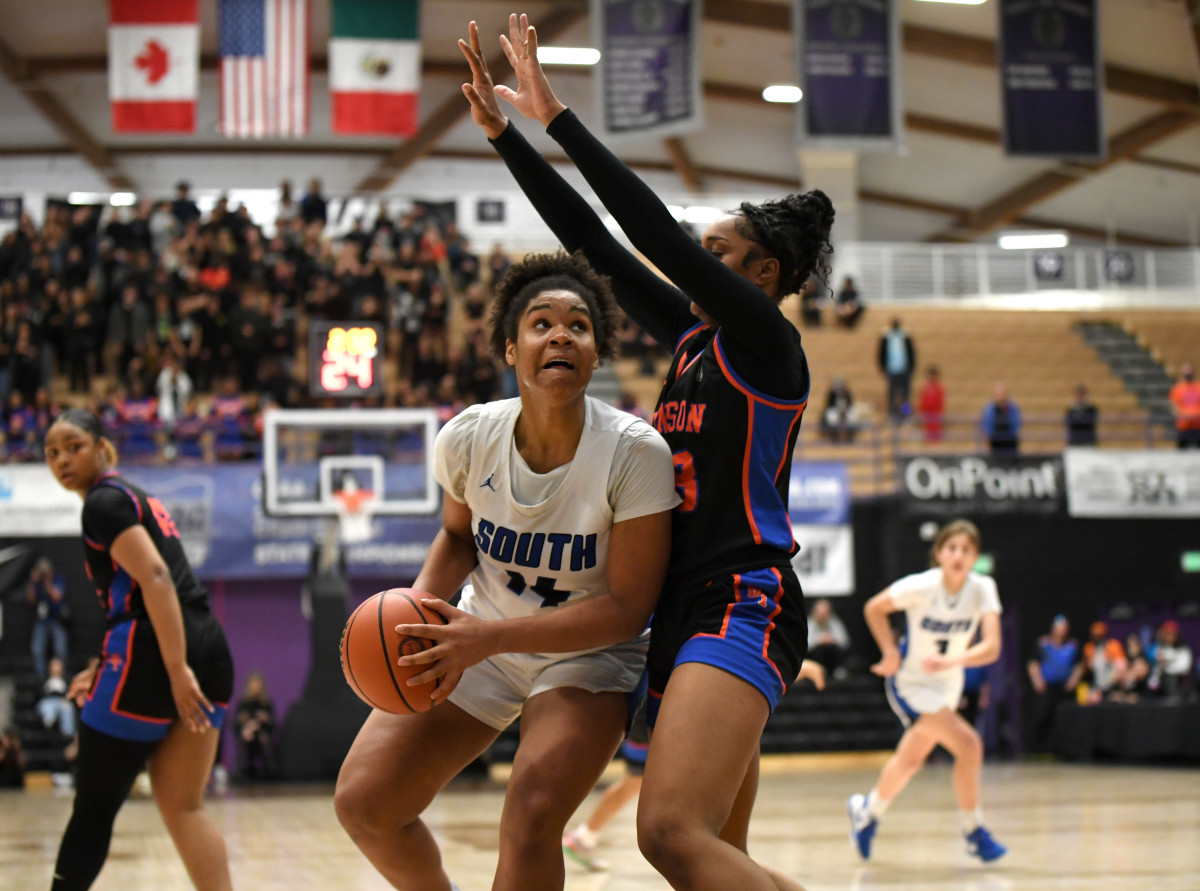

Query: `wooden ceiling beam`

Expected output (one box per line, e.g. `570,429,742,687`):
861,188,1182,246
354,4,586,193
0,36,134,190
929,109,1198,239
662,137,704,192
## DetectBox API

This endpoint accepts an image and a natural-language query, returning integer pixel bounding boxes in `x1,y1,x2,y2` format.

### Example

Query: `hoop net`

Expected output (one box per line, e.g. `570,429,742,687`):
333,487,376,545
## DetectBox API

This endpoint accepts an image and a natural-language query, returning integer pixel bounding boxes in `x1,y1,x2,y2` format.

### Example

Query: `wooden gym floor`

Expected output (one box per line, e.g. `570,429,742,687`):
2,753,1197,890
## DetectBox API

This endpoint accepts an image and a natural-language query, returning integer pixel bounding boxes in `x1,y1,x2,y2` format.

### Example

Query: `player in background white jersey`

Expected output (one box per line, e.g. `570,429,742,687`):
335,251,678,891
847,519,1008,864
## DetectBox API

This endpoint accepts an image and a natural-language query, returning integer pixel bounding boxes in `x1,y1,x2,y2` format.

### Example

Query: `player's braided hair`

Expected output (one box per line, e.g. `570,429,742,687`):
489,250,621,363
734,189,835,298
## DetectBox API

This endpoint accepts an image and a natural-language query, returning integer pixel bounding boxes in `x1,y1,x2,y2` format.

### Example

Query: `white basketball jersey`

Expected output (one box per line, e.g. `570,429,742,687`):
890,568,1002,685
454,397,642,654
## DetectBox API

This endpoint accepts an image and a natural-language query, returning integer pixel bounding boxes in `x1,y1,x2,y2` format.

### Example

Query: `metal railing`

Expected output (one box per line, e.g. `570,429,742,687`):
835,243,1200,307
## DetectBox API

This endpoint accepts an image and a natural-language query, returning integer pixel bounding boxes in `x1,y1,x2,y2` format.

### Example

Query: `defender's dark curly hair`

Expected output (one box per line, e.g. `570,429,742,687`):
488,250,621,363
734,189,835,298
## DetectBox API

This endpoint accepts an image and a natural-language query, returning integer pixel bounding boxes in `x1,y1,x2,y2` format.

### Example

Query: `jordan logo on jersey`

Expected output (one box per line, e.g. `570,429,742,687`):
479,473,497,492
653,399,707,434
475,517,597,572
921,617,974,634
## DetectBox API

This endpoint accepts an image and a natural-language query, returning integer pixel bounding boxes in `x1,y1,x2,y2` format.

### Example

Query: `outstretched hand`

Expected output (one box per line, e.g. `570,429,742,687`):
396,598,499,705
459,20,509,139
495,13,568,127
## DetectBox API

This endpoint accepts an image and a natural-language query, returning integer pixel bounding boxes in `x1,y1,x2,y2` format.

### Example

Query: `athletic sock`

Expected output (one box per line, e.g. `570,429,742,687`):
866,789,891,819
959,807,984,834
572,823,598,848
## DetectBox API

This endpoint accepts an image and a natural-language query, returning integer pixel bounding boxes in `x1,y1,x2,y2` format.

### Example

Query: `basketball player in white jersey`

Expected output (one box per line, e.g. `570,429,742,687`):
847,519,1008,863
335,250,679,891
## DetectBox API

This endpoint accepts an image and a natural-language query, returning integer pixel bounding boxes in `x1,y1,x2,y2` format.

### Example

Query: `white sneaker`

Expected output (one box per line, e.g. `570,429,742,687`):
563,830,609,871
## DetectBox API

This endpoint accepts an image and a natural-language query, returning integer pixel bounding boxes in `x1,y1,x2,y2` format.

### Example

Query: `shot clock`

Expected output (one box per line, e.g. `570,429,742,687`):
309,321,384,398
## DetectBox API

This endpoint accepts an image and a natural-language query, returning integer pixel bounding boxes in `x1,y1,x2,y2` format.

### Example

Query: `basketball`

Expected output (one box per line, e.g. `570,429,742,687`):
340,589,448,714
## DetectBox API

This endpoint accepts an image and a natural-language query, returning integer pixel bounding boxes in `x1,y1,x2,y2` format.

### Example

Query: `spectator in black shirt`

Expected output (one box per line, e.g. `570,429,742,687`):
235,672,276,780
835,275,865,329
170,180,201,231
65,287,99,394
1065,383,1098,446
299,178,328,227
230,290,268,391
8,319,42,403
104,284,149,381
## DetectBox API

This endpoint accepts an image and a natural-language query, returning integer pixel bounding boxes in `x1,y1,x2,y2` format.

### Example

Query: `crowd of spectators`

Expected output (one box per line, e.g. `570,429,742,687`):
1026,613,1198,751
1,180,675,465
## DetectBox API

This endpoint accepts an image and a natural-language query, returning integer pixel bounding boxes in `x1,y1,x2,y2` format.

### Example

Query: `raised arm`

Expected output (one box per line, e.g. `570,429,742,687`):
493,15,792,353
459,20,693,346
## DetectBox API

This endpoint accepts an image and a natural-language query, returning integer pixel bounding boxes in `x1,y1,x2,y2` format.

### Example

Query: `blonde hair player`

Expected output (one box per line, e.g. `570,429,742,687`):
847,519,1007,863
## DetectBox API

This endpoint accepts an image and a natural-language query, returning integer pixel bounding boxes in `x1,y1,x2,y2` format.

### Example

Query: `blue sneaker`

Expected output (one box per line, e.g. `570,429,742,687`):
965,825,1008,863
846,793,877,860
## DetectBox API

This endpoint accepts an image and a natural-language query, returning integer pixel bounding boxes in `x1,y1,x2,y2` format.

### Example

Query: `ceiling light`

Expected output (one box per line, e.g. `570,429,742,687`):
762,85,803,103
915,0,987,5
683,205,722,225
538,47,600,66
109,192,137,206
998,232,1069,250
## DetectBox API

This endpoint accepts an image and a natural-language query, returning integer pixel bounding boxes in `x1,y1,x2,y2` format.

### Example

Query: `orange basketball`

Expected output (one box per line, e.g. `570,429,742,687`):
340,589,447,714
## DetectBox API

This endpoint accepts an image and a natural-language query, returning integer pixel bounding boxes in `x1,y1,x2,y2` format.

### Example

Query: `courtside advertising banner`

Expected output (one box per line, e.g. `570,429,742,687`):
592,0,704,140
900,455,1065,516
0,464,438,580
1064,449,1200,518
108,0,199,133
998,0,1105,159
795,0,903,150
788,462,854,596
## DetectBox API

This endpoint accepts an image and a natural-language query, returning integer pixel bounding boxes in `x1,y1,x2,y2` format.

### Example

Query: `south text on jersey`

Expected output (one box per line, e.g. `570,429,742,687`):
475,519,598,572
920,616,975,634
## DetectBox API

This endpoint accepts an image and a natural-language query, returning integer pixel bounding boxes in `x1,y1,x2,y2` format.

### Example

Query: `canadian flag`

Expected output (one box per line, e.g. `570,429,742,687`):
108,0,199,132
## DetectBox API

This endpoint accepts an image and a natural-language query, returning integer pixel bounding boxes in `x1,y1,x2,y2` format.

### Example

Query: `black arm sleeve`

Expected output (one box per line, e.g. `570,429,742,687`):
82,486,140,549
490,122,694,348
545,110,806,397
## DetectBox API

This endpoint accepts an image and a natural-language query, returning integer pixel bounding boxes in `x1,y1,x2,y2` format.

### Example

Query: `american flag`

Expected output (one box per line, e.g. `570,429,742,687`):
219,0,309,137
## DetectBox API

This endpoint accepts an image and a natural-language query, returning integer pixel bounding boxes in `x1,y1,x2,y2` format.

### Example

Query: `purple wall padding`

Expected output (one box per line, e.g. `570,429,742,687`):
214,576,407,772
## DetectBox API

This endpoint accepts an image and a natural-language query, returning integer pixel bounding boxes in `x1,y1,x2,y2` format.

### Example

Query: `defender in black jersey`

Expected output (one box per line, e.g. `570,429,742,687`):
459,16,834,891
43,410,233,891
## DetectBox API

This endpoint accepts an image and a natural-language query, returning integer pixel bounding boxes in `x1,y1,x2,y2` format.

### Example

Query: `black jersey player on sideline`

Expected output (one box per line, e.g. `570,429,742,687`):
43,409,234,891
404,18,834,891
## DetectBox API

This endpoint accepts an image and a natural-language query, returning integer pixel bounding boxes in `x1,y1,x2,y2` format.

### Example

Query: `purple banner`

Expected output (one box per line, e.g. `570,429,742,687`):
593,0,703,139
796,0,901,148
999,0,1105,159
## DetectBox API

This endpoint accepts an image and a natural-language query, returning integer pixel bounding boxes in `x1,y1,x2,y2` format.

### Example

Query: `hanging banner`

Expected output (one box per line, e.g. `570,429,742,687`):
999,0,1105,159
329,0,420,136
795,0,903,150
108,0,199,133
1064,449,1200,518
592,0,704,140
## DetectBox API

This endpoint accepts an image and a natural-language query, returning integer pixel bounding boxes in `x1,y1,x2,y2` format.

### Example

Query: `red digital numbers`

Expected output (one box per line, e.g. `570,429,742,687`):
673,449,698,512
147,497,179,539
321,326,378,392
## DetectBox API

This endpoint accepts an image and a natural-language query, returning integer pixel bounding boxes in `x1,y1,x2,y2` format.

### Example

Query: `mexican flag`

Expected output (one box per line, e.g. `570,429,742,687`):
329,0,420,135
108,0,198,132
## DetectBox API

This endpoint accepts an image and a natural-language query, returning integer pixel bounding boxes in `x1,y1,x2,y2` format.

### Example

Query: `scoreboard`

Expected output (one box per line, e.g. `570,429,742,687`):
308,321,384,398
